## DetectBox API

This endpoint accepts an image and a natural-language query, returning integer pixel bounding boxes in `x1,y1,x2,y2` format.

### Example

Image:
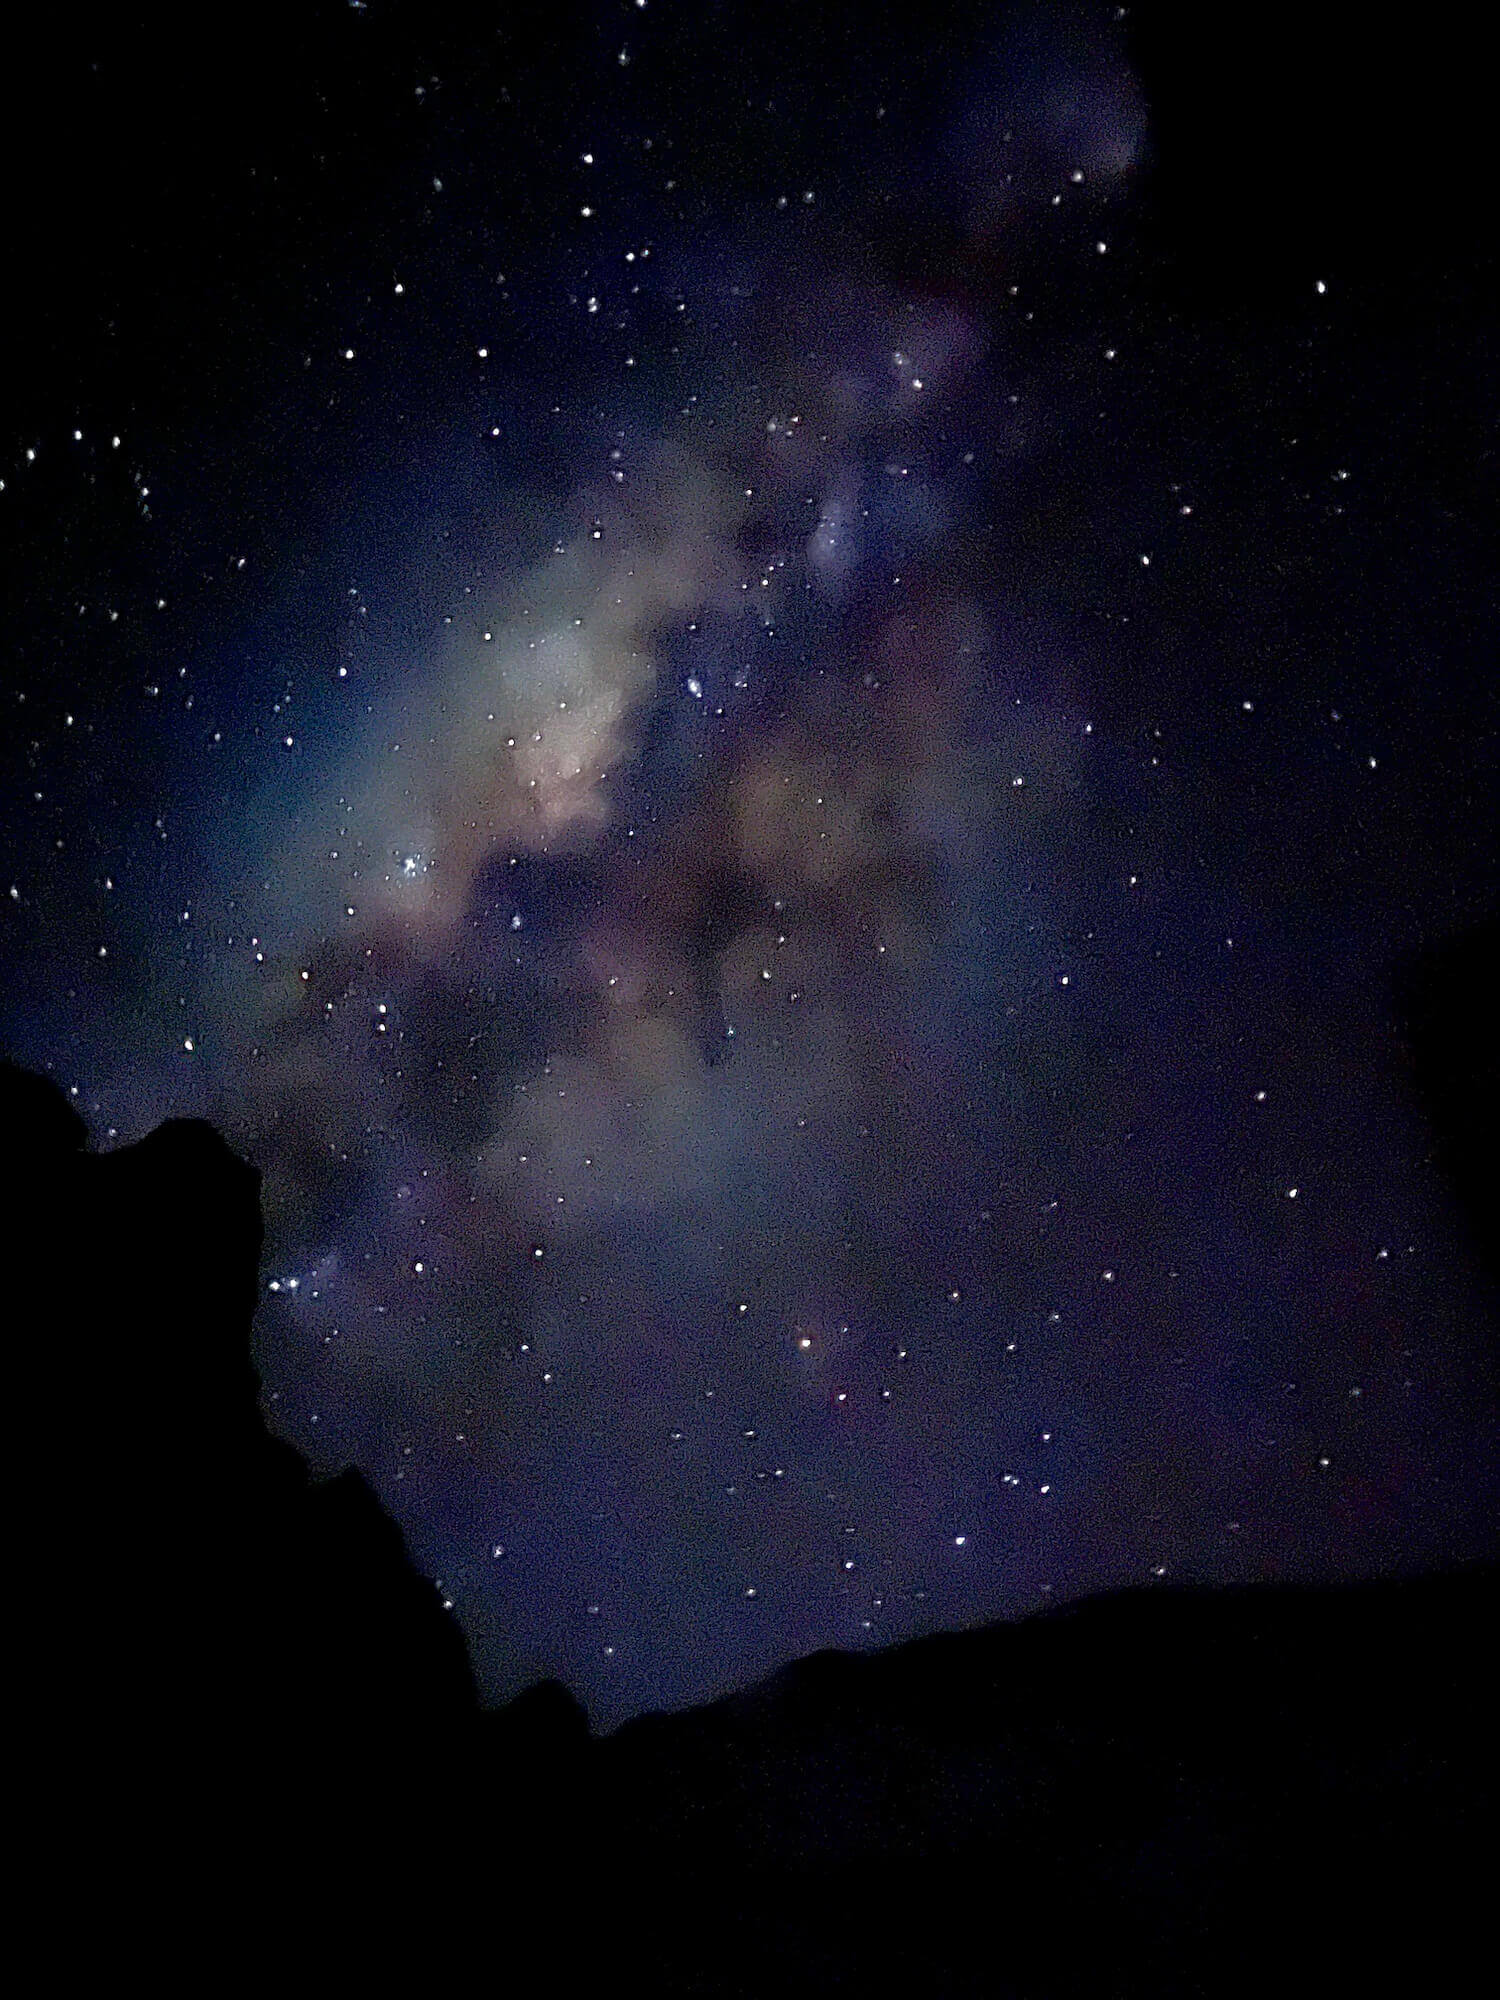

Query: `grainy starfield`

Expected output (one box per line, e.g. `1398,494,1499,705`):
3,0,1495,1728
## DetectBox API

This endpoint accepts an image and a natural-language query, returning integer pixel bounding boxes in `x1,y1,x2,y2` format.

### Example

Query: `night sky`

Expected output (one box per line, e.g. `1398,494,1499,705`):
3,2,1495,1728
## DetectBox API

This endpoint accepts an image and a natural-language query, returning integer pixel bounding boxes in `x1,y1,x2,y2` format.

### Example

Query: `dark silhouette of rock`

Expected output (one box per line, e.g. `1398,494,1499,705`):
1396,919,1500,1294
3,1055,1494,1990
2,1062,479,1968
589,1567,1496,1995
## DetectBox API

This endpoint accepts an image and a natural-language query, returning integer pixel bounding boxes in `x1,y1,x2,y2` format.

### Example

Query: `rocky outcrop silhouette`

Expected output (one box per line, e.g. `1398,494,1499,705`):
3,1052,1494,1991
1396,920,1500,1293
2,1061,478,1967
